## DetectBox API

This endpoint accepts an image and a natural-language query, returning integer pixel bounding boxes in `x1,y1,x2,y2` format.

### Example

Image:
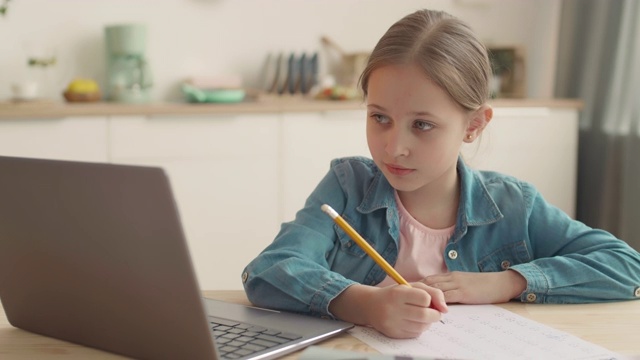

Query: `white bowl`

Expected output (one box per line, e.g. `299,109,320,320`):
11,81,39,100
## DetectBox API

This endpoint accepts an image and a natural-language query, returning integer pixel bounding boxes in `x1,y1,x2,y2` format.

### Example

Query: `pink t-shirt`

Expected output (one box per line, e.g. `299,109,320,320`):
376,191,454,287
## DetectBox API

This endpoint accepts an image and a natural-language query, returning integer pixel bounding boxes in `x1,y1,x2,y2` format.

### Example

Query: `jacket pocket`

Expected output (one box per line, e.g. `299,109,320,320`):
477,240,532,272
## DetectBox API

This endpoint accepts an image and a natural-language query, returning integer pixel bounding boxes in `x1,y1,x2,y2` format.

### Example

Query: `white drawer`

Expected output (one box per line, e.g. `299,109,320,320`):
109,114,279,160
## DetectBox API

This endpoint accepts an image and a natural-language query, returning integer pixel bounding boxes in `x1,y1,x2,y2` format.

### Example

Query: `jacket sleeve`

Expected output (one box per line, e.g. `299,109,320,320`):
241,162,356,317
509,184,640,303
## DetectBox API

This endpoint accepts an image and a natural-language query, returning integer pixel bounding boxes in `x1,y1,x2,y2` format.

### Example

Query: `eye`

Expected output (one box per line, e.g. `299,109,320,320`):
413,120,434,132
370,113,390,124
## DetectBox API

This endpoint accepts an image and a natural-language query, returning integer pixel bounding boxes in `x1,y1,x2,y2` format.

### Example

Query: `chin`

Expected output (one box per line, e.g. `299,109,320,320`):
382,174,419,192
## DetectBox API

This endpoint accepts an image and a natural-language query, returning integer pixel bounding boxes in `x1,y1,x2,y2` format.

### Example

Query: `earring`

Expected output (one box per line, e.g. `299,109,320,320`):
466,134,473,140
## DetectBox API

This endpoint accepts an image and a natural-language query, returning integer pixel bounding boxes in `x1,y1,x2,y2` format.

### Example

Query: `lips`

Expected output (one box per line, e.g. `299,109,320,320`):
385,163,414,176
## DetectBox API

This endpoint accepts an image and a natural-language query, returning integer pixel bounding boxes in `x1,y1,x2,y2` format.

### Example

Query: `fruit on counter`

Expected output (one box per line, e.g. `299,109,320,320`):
315,85,360,101
67,78,100,94
63,78,101,102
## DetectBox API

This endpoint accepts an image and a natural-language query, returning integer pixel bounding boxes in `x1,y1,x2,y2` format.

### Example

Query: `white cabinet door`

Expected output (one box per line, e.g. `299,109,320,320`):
461,107,578,217
281,110,370,223
109,114,280,290
0,117,108,162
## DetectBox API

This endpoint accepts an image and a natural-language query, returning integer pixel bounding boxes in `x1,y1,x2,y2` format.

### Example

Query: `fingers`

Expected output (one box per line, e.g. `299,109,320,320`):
380,305,439,339
426,281,458,293
422,273,464,304
380,322,429,339
388,316,434,339
423,273,452,287
370,285,443,338
411,282,448,313
440,288,463,304
423,272,510,304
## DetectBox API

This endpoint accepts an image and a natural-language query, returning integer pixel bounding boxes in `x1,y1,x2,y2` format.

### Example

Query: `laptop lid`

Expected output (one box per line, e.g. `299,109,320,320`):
0,156,352,360
0,155,218,359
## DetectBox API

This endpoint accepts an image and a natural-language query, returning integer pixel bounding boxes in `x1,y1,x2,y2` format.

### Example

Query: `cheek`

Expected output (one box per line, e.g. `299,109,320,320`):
366,125,381,152
415,136,461,163
366,135,381,160
434,138,465,165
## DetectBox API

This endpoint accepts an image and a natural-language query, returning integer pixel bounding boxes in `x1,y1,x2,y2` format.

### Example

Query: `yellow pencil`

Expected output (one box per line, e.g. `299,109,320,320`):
320,204,411,287
321,204,444,323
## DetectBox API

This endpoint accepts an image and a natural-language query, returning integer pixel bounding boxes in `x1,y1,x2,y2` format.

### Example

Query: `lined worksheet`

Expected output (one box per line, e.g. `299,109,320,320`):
349,305,621,360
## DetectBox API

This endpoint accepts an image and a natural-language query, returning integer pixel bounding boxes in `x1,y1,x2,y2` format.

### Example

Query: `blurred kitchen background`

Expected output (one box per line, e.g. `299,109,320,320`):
0,0,559,101
1,0,638,285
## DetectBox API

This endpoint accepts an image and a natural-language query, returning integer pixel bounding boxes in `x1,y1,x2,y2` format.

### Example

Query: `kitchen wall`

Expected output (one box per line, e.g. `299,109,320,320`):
0,0,560,102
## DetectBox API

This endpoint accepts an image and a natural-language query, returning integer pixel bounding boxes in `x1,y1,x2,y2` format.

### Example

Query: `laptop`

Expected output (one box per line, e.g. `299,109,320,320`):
0,155,353,360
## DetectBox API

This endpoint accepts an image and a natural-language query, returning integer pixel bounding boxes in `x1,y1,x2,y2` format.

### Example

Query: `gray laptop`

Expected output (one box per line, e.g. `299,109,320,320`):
0,156,353,360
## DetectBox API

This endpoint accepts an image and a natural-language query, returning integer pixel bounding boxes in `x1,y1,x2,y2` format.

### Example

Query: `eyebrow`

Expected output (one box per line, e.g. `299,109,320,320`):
367,104,441,119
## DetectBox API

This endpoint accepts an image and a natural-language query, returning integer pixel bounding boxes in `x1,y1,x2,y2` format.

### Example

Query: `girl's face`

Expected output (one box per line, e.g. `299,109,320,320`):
366,64,476,197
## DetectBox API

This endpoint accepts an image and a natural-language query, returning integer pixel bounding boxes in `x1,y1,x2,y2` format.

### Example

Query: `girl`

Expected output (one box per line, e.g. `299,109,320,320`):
242,9,640,339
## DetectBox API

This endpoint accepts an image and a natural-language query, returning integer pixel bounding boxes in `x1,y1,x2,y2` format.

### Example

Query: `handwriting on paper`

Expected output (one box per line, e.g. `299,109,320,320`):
349,305,621,360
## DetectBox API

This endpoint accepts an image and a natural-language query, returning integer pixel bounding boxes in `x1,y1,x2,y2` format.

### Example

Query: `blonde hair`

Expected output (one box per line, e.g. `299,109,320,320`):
359,9,491,112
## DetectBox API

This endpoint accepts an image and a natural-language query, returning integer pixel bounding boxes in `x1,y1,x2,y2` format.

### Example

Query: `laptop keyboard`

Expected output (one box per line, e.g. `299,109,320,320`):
210,316,302,359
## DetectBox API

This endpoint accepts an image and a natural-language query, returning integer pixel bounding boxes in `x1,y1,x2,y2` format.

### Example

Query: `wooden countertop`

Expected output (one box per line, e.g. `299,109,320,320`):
0,96,583,120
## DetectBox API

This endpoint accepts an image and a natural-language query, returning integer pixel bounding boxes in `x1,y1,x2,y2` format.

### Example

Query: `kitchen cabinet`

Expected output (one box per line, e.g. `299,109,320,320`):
0,100,579,290
0,116,108,162
108,114,281,290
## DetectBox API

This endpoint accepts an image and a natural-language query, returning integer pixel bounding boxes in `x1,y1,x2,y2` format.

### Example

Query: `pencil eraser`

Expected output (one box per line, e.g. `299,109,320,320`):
321,204,338,219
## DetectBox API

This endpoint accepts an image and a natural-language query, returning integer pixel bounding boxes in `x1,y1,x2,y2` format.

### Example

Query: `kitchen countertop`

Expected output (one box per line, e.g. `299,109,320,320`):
0,96,583,120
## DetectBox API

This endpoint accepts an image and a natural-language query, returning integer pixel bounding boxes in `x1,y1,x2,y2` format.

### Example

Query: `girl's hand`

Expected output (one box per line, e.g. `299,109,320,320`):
366,282,447,338
423,270,527,304
329,283,447,339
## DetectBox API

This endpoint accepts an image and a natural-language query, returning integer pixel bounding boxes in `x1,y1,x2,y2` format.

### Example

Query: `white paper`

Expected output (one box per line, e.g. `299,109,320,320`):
349,304,622,360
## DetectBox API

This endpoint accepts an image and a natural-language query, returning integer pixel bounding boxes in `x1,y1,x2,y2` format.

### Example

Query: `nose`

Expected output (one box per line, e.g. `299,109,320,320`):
385,127,410,158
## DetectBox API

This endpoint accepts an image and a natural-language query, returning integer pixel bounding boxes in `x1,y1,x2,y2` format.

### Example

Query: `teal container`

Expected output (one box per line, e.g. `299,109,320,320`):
105,24,147,56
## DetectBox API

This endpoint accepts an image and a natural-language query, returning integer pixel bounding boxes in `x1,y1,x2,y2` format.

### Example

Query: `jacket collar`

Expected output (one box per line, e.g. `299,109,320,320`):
456,157,504,227
357,157,503,230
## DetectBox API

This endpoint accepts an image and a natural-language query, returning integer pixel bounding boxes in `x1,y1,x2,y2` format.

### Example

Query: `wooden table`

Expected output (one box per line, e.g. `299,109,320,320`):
1,290,638,359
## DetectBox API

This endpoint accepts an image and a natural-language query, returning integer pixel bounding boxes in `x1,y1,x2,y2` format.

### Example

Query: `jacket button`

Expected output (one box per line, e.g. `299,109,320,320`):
447,250,458,260
500,260,511,270
241,271,248,283
526,293,537,302
634,287,640,297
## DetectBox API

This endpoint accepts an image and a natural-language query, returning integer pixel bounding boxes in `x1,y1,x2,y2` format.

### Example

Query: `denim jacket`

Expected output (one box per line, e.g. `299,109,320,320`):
242,157,640,318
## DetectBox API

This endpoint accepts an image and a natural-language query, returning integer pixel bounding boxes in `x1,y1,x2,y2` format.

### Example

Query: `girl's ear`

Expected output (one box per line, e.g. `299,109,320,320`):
464,105,493,142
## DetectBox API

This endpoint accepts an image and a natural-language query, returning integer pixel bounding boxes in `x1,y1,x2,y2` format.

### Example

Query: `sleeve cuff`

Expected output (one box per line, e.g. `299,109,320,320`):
509,262,550,303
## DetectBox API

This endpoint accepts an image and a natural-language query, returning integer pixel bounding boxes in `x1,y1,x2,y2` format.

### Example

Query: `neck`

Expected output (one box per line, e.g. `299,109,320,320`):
397,164,460,229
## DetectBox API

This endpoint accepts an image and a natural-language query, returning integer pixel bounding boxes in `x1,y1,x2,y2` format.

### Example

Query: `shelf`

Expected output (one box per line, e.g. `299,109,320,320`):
0,96,582,120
